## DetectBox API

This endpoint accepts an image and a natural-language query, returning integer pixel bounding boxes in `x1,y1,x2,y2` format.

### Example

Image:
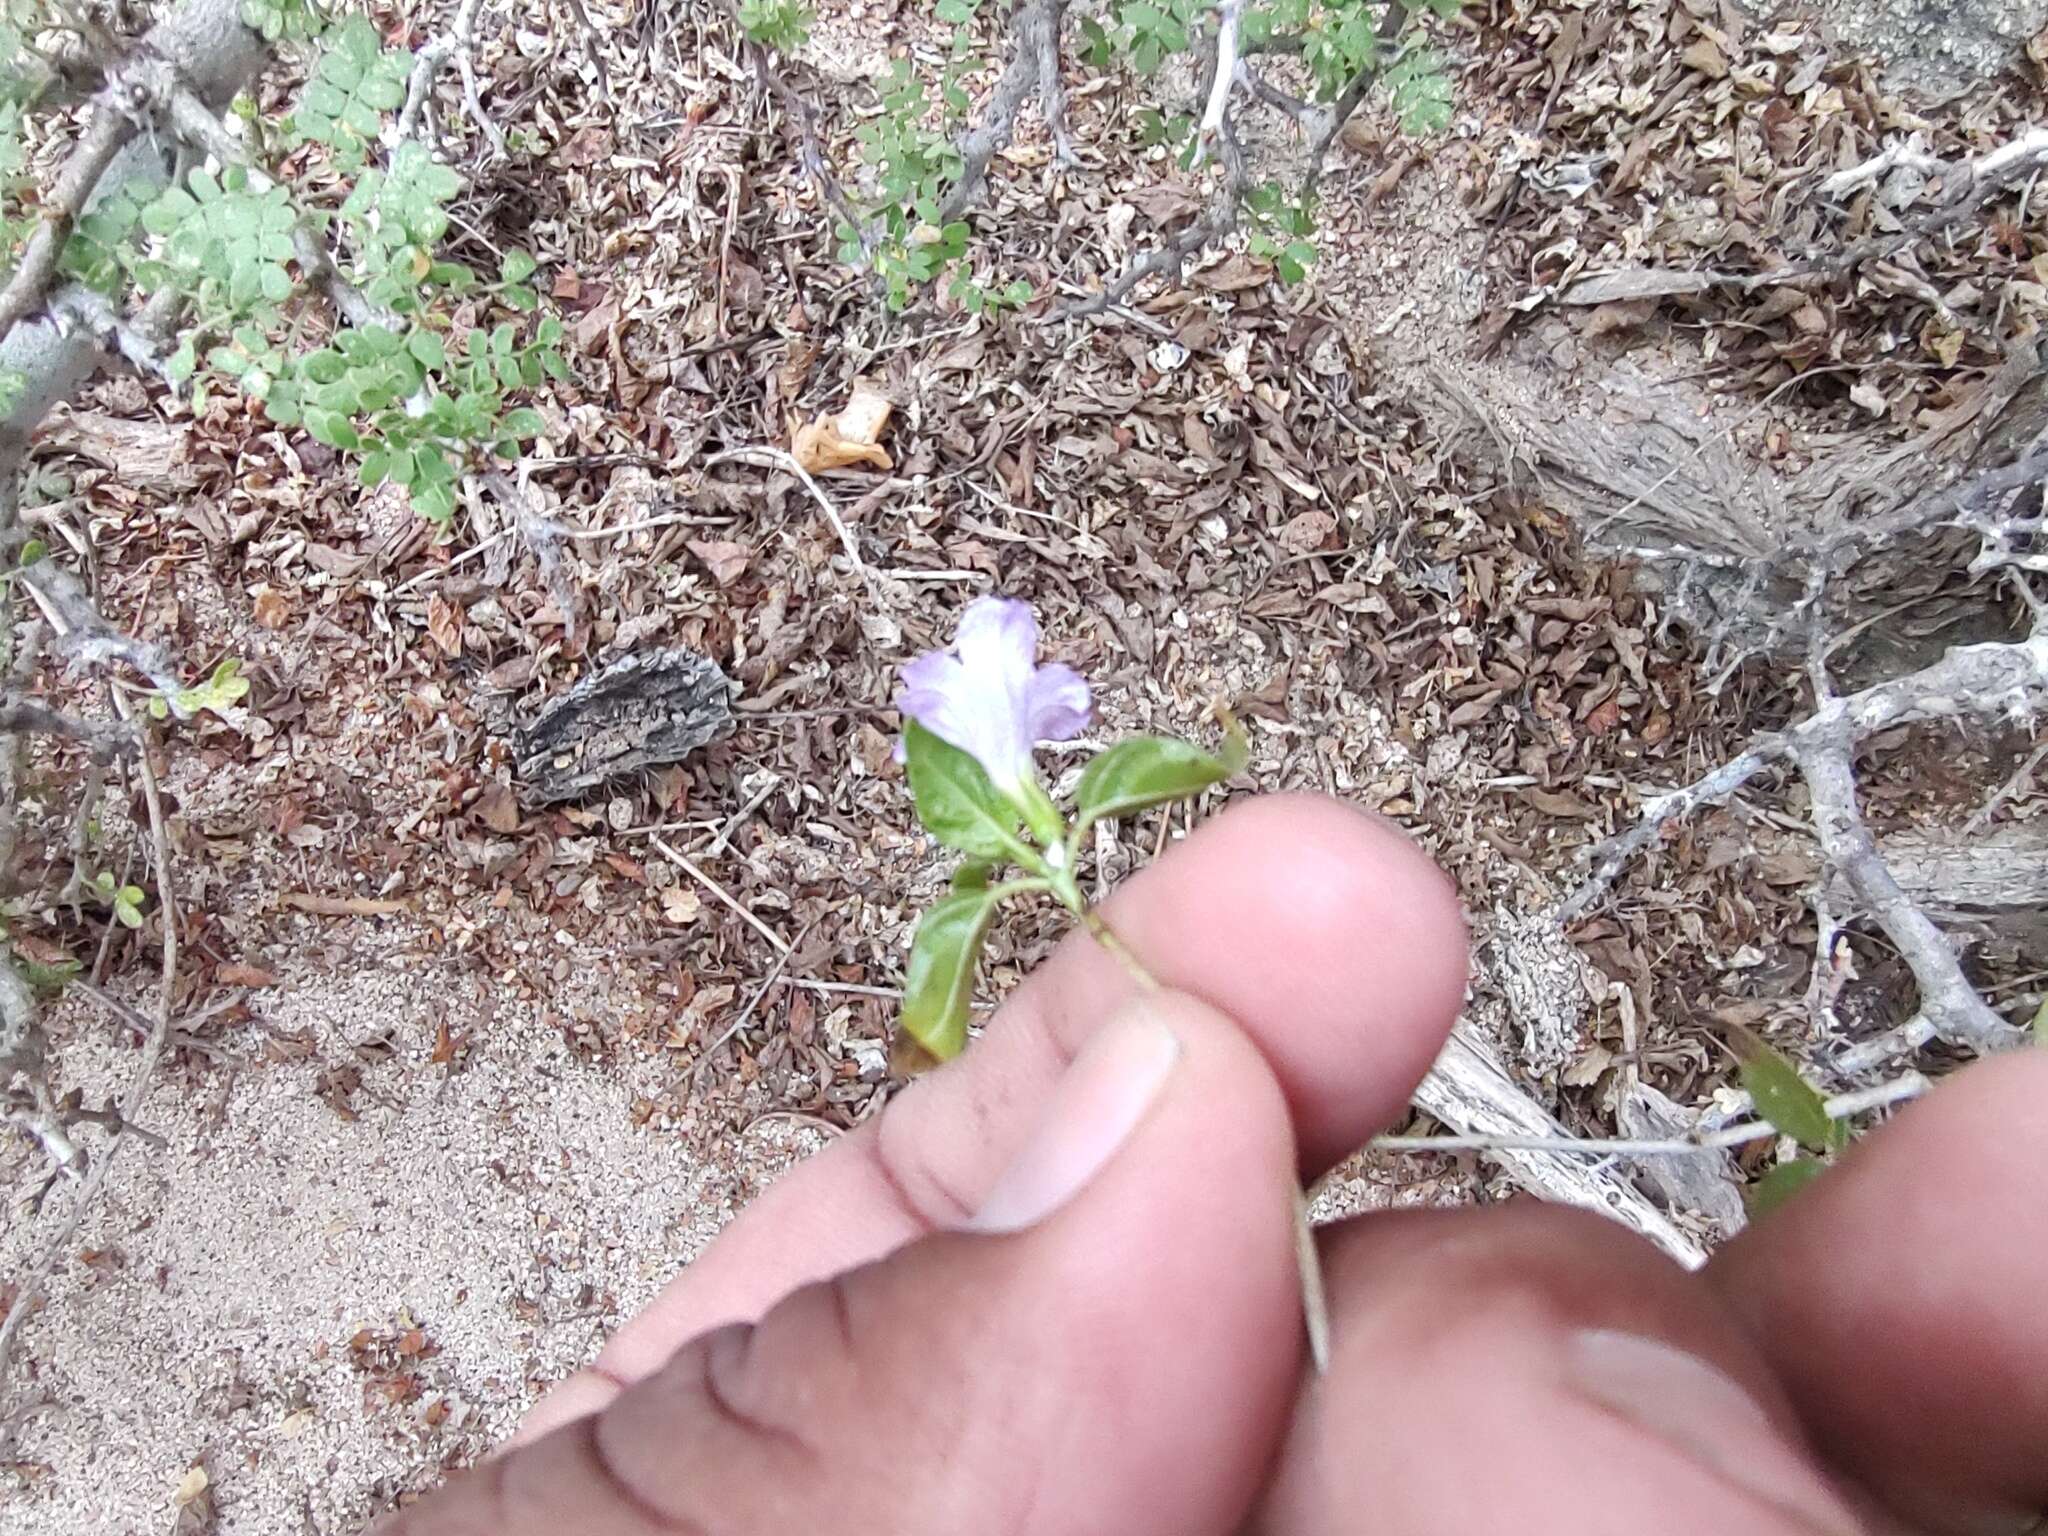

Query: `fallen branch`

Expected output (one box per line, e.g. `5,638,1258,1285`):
1408,1024,1706,1266
1562,626,2048,1053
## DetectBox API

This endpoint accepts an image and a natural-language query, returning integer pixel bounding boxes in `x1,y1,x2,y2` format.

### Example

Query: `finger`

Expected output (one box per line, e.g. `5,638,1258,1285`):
518,794,1465,1441
1252,1203,1864,1535
388,993,1304,1536
1707,1050,2048,1535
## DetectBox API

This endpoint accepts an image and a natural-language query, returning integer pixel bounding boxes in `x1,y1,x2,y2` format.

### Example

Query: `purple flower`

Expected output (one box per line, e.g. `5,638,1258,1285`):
896,597,1091,792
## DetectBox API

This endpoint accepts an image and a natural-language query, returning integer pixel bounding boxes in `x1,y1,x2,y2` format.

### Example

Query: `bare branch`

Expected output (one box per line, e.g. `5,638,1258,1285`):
16,557,182,696
1795,740,2022,1052
0,103,136,343
0,0,268,450
1192,0,1246,163
0,694,138,759
396,0,506,158
1064,125,1251,317
938,0,1068,222
47,283,176,383
744,42,868,251
1303,0,1406,202
1564,626,2047,1054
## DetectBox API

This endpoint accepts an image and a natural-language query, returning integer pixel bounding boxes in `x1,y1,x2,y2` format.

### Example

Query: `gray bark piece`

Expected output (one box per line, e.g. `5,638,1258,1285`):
514,649,735,805
1829,821,2048,951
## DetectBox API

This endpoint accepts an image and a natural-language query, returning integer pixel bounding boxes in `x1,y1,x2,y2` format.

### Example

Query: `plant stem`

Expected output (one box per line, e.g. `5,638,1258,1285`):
1077,904,1332,1374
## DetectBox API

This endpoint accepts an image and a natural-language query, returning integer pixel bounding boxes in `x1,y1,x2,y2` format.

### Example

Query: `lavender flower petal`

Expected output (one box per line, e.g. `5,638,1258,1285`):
895,596,1091,792
1025,662,1091,744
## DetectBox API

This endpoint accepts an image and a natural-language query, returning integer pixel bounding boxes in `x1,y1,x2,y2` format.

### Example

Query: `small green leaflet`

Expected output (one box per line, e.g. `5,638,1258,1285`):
1072,724,1246,836
1734,1030,1845,1155
150,658,252,721
1747,1157,1828,1218
902,721,1027,862
900,888,1000,1061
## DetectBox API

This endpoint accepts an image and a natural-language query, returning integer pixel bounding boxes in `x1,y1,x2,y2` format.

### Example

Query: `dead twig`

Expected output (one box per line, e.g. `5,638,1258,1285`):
1378,1071,1929,1157
700,446,873,588
939,0,1069,221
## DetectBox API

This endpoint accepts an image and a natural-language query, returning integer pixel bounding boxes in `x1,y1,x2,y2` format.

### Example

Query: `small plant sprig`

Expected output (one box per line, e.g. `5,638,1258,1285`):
891,596,1246,1067
891,596,1333,1367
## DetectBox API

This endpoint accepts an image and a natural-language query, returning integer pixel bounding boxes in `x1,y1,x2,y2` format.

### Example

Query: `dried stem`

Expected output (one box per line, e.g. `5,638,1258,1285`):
0,695,138,759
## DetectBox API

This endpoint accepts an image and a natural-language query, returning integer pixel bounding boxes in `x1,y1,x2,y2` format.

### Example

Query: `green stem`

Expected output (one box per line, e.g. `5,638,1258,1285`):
1073,904,1331,1375
986,876,1052,904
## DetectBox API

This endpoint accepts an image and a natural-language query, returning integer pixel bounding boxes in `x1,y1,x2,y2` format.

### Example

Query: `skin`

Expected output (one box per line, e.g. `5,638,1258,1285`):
379,796,2048,1536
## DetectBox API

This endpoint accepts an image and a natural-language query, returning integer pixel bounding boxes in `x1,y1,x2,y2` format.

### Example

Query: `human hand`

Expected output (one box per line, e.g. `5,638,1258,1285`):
381,797,2048,1536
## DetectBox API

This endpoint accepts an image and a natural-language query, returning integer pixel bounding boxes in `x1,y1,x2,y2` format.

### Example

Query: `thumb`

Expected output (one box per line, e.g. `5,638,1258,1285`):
380,991,1306,1536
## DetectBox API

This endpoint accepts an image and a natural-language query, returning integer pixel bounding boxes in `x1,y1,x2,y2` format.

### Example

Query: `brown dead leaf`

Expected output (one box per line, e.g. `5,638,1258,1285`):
1198,254,1271,292
218,962,278,988
1584,299,1658,339
1682,37,1728,78
1277,509,1337,553
425,595,462,658
473,784,521,834
791,381,894,473
251,586,292,629
687,539,753,586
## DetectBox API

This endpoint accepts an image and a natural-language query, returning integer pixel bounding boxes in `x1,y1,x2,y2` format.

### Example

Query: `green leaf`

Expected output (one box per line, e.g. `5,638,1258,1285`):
949,861,995,893
167,657,252,720
902,720,1028,861
1072,730,1244,834
500,407,545,438
1747,1157,1828,1219
1734,1031,1844,1154
899,888,1000,1061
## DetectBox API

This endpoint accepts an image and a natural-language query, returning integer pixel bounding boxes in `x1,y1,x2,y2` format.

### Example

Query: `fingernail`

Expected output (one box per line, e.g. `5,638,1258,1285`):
1566,1330,1861,1535
964,1002,1180,1234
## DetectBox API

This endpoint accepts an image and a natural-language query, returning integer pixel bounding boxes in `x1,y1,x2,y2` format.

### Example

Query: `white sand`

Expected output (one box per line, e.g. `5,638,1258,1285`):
1,947,822,1533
